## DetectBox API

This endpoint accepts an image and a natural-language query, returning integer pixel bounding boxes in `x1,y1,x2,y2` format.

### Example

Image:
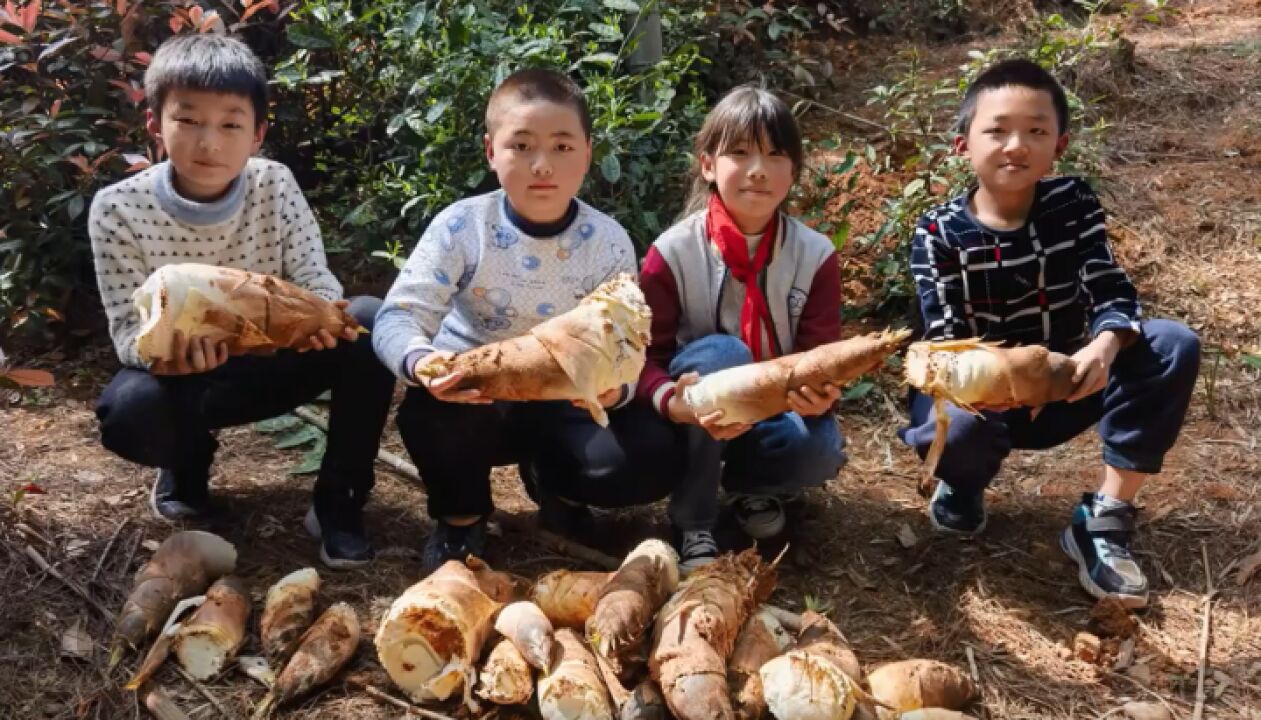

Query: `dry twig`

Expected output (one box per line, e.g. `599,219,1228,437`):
347,678,458,720
1192,541,1216,720
23,544,113,620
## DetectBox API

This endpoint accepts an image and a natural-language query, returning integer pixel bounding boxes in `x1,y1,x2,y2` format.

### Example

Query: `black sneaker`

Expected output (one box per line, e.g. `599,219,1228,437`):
1060,493,1149,609
674,528,720,575
303,507,375,570
927,480,987,535
729,494,785,540
421,518,488,575
149,467,213,521
537,491,596,540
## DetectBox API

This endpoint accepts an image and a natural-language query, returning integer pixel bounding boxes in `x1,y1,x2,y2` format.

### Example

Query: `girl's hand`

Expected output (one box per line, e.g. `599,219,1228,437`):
786,383,840,417
415,351,490,404
151,331,229,376
1067,331,1123,402
301,301,361,350
666,373,752,439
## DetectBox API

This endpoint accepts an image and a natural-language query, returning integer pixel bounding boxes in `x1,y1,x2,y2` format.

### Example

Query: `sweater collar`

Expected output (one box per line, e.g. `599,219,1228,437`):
153,161,248,226
500,192,579,238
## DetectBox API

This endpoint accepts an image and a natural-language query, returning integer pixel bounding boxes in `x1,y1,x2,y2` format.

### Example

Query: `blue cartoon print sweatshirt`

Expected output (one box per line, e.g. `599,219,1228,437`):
373,190,638,385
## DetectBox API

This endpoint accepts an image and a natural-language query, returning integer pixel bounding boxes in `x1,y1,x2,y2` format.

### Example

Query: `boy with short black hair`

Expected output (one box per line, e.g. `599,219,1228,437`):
902,58,1200,608
374,68,654,573
92,34,395,569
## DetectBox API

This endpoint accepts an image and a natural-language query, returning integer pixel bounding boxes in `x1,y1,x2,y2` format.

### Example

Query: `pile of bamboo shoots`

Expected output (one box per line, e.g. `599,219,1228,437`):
370,541,979,720
112,533,361,718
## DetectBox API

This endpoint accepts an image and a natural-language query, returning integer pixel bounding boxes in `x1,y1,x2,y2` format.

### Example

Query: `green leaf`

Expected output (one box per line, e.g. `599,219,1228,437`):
287,25,334,49
589,22,623,41
425,99,450,123
273,425,322,449
600,154,622,183
288,436,326,475
1243,353,1261,370
66,195,84,220
902,178,926,198
253,414,302,433
830,221,851,251
602,0,640,12
579,52,619,67
842,380,875,401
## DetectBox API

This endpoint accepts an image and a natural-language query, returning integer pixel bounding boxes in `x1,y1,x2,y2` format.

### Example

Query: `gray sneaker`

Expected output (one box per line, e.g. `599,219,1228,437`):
675,529,719,575
729,494,785,539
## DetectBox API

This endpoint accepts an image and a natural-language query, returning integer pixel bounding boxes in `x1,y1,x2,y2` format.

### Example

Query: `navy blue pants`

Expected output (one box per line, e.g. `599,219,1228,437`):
898,319,1201,494
666,334,848,531
95,296,395,515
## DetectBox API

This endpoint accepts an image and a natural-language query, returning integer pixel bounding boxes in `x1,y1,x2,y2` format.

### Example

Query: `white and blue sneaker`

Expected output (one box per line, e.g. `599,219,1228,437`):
927,480,987,536
729,494,786,540
1060,492,1149,609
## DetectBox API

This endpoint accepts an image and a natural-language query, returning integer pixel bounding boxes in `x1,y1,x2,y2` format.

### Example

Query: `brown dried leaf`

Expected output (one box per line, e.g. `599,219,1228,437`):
895,523,918,549
60,620,94,659
1236,547,1261,586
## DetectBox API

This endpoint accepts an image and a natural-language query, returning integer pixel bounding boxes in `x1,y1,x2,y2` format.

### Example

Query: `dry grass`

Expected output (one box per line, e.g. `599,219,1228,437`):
3,1,1261,718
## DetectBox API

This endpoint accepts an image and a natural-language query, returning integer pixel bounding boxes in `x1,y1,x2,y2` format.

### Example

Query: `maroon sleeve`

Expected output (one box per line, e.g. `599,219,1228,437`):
636,246,682,412
792,251,842,353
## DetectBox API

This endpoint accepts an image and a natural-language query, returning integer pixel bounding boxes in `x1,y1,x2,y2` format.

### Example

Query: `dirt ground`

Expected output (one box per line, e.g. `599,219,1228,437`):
2,1,1259,718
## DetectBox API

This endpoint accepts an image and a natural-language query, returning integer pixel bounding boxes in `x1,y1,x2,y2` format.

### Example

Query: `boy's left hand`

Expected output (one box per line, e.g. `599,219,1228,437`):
300,300,360,351
1067,331,1123,402
786,383,840,417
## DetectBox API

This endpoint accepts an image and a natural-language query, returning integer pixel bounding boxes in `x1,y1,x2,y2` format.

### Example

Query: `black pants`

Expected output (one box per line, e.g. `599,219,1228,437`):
95,296,395,516
396,387,682,519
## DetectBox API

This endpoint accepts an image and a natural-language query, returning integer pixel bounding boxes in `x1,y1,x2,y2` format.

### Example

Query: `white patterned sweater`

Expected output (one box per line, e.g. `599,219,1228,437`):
89,158,342,367
373,190,638,386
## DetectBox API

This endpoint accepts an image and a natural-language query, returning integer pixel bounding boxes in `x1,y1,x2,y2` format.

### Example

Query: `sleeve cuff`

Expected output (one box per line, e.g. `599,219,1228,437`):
401,344,437,386
652,381,677,417
1091,313,1141,338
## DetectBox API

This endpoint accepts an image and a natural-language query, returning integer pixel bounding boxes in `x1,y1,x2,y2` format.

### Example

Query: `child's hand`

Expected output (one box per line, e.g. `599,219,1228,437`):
301,300,361,351
572,387,623,410
786,383,840,417
666,373,752,439
1067,331,1123,402
151,330,229,376
415,351,490,404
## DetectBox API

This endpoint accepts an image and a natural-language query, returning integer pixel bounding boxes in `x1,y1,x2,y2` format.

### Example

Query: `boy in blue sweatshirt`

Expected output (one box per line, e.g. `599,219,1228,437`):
374,69,642,571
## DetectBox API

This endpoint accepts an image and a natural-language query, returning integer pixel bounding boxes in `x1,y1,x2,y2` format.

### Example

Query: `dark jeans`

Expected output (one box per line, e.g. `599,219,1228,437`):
898,319,1201,494
396,388,680,519
95,296,395,517
665,334,848,531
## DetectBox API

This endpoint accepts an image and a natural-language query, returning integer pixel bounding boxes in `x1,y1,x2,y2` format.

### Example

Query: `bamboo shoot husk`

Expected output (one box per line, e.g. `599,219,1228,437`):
174,575,251,680
415,273,651,426
683,329,911,425
133,263,362,363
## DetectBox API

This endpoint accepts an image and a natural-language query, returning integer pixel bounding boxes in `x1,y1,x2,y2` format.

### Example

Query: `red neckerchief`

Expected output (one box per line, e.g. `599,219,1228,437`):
706,193,777,361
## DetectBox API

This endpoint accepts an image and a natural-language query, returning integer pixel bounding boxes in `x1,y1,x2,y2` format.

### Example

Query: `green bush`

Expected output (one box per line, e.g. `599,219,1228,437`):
272,0,710,263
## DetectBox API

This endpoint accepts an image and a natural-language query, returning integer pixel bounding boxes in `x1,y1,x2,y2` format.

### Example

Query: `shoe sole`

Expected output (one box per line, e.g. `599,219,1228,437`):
926,500,987,536
149,474,204,522
1059,527,1149,609
318,544,371,570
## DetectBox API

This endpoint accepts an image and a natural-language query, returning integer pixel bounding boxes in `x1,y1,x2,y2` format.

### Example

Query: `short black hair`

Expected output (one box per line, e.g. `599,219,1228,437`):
957,58,1069,136
485,68,592,139
144,34,269,127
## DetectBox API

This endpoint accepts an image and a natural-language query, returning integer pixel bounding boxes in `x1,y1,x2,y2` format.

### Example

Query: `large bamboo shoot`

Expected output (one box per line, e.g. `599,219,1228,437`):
683,330,911,425
414,273,651,426
375,560,502,704
587,539,679,670
133,263,363,363
174,575,251,680
649,550,776,720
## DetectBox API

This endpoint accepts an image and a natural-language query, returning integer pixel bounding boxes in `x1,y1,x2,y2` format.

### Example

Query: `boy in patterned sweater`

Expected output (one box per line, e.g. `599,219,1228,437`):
373,69,649,572
91,35,395,569
902,59,1200,607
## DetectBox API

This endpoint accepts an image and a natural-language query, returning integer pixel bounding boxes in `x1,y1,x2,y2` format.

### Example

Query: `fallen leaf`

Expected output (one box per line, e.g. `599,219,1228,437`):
60,620,94,659
1090,597,1138,638
845,567,876,590
1122,701,1171,720
1112,636,1136,671
20,482,45,494
1127,663,1152,684
1236,547,1261,586
895,522,918,549
1073,632,1101,663
142,539,160,552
